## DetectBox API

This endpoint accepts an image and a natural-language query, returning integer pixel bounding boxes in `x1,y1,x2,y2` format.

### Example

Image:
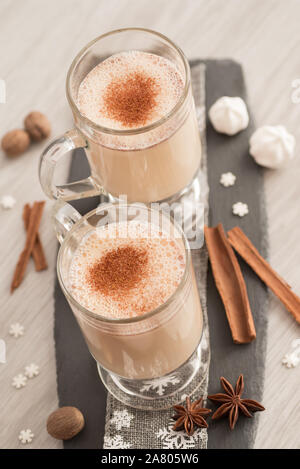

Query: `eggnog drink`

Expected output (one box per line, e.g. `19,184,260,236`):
76,51,201,202
68,220,203,379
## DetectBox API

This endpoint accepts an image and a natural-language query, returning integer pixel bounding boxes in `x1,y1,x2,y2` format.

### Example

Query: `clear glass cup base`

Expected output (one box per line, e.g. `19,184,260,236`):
106,167,201,206
97,337,209,410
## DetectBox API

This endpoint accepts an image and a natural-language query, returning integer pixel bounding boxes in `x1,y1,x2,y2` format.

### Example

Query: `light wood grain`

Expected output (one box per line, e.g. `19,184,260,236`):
0,0,299,449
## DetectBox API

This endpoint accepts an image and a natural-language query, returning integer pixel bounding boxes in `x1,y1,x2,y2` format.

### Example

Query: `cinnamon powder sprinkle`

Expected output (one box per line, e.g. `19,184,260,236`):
87,246,148,297
102,71,159,127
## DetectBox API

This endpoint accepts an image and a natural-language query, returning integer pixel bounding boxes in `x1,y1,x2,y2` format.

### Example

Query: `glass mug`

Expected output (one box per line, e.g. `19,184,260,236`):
54,200,207,409
39,28,202,205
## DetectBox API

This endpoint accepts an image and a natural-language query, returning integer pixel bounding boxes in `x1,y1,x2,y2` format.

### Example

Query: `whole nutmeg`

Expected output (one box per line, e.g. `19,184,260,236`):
47,406,85,440
24,111,51,141
1,129,30,156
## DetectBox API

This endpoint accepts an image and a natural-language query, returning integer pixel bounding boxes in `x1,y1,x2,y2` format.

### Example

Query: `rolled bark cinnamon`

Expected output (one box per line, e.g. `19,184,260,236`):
228,226,300,324
11,201,45,292
23,204,48,272
204,224,256,344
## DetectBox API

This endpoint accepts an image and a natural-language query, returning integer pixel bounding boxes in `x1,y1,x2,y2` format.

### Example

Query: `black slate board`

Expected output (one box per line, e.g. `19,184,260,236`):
54,59,268,449
203,60,268,449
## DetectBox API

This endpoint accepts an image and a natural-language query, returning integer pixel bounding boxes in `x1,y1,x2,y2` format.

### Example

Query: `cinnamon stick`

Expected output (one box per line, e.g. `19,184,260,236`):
11,201,45,293
204,224,256,344
23,204,48,272
228,226,300,324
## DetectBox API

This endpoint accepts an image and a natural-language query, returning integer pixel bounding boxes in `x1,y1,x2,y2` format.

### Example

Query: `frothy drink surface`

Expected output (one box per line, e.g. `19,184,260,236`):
77,51,184,130
69,222,185,319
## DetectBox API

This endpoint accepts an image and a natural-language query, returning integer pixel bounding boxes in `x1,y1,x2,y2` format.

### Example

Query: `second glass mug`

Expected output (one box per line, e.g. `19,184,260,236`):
54,200,207,409
39,28,202,205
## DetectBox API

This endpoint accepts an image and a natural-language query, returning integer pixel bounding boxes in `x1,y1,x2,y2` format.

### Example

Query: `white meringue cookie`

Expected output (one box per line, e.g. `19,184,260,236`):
208,96,249,135
249,125,295,169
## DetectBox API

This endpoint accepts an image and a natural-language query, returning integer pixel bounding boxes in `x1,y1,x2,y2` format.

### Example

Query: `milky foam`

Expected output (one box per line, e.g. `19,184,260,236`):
68,221,185,319
77,51,184,130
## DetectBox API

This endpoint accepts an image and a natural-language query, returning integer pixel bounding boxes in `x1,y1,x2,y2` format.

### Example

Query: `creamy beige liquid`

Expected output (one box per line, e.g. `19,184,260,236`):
68,221,203,379
77,51,201,203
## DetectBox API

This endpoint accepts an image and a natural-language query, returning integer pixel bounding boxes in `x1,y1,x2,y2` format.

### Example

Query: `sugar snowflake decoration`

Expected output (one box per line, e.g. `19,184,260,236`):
103,434,131,449
282,354,299,368
220,172,236,187
0,339,6,364
282,338,300,369
0,195,16,209
232,201,249,217
24,363,39,378
140,375,180,396
12,374,27,389
110,409,134,431
9,323,24,338
19,429,34,444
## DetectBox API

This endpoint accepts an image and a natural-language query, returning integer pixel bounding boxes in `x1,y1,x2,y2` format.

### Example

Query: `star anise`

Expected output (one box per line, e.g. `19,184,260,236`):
208,374,265,430
172,397,212,436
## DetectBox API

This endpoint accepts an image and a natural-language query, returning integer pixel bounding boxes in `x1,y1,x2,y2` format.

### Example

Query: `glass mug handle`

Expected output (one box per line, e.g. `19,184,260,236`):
52,199,82,244
39,128,105,201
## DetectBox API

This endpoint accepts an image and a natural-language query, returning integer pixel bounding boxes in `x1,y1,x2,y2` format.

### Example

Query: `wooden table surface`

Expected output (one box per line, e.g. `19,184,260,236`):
0,0,299,449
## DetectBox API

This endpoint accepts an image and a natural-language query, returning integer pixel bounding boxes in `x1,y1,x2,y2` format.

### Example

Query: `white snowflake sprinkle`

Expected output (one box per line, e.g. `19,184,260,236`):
0,195,16,209
24,363,39,378
12,374,27,389
140,375,180,396
19,429,34,444
110,409,134,431
232,202,249,217
282,354,300,368
220,172,236,187
0,339,6,364
103,434,131,449
9,323,24,338
282,338,300,368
